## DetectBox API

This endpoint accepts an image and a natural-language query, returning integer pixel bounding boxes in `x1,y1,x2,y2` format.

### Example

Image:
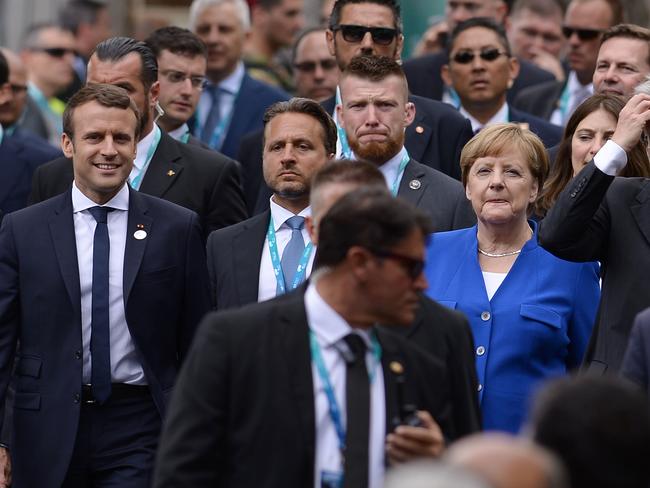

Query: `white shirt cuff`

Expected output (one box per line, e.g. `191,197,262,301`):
593,140,627,176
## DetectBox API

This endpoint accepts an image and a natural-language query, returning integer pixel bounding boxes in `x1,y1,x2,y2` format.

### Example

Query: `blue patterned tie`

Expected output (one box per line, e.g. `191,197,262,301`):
279,216,306,293
200,85,221,144
88,206,114,404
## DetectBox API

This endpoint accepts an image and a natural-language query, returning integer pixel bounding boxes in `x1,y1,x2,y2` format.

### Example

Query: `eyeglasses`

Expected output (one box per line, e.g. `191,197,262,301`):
30,47,76,58
293,59,338,73
160,70,207,89
331,24,399,46
561,26,603,41
451,47,509,64
371,249,425,280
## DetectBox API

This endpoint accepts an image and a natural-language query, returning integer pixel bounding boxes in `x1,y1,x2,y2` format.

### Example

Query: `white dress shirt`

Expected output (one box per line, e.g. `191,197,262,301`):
460,102,509,133
197,61,245,130
72,182,146,385
594,139,628,175
167,123,190,142
305,281,386,488
350,146,409,193
550,71,593,126
129,125,160,186
258,198,315,302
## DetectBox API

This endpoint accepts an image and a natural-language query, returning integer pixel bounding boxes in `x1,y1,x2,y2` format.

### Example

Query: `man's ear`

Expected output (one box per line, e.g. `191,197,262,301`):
61,132,74,159
441,64,452,87
326,29,336,57
335,103,345,129
305,215,318,245
404,101,415,127
149,80,160,106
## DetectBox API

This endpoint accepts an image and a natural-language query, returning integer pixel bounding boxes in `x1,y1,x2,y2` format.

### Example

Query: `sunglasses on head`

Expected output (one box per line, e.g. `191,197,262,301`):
451,47,508,64
331,24,399,46
371,249,425,280
561,26,603,41
31,47,76,58
293,59,338,73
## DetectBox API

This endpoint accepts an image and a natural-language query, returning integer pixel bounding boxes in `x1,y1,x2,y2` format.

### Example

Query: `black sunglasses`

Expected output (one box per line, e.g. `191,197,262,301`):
332,24,399,46
372,249,425,280
31,47,76,58
452,47,508,64
561,26,603,41
293,59,338,73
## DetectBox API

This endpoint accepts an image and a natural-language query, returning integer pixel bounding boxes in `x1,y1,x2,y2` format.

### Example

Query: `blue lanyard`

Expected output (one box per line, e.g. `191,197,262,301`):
198,87,239,151
180,131,190,144
310,330,382,454
391,152,410,196
267,216,313,295
557,83,571,122
130,125,162,190
335,87,353,159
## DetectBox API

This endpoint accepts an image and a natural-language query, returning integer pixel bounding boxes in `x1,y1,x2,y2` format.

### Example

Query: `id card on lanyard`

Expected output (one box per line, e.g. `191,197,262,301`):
267,217,313,295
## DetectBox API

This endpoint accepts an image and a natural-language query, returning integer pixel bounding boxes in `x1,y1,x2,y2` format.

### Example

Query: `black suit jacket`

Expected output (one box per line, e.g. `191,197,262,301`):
0,188,211,487
29,131,247,237
539,163,650,373
153,288,454,487
508,107,563,148
621,307,650,394
403,53,555,104
512,79,565,121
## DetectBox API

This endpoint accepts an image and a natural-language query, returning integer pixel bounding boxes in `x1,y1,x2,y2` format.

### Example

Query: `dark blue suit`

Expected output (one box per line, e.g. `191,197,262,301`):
622,307,650,394
508,106,563,148
0,188,211,487
195,72,289,159
0,130,61,214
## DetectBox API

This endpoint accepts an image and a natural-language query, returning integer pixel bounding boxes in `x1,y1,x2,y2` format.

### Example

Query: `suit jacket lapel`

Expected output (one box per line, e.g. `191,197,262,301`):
376,327,404,435
279,290,316,469
123,189,153,301
138,131,183,198
397,160,426,207
233,211,269,304
631,180,650,247
48,191,81,312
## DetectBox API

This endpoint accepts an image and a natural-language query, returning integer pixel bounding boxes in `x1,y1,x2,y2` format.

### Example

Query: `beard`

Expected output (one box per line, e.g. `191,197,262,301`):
348,131,404,165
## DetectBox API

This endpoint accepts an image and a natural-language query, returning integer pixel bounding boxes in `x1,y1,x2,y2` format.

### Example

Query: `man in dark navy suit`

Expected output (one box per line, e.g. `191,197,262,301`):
441,18,562,148
0,84,210,487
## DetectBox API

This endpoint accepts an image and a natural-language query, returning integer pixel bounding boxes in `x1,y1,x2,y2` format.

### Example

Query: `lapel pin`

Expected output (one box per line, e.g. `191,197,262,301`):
389,361,404,374
136,224,144,229
415,125,424,134
409,179,421,190
134,230,147,240
167,170,176,177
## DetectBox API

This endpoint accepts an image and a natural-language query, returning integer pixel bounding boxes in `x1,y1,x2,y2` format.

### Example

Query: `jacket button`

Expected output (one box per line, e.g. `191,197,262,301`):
481,311,491,321
74,350,81,360
476,346,486,356
477,384,483,392
73,393,80,404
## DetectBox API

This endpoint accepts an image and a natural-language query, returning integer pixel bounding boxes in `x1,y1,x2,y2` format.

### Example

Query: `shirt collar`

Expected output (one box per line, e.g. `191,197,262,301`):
217,61,245,95
135,125,160,170
365,145,408,188
305,280,372,349
269,197,311,232
167,123,189,141
460,102,509,133
72,180,130,213
567,70,592,95
0,124,3,146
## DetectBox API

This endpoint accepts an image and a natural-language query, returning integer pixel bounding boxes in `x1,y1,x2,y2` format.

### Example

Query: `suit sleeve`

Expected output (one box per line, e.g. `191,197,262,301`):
153,312,229,487
450,118,473,181
566,262,601,368
539,162,613,263
180,212,212,357
205,157,248,235
621,310,650,390
0,216,21,445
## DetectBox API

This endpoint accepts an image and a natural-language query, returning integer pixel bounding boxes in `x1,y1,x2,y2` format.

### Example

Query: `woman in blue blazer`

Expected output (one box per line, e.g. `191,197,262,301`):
424,124,600,433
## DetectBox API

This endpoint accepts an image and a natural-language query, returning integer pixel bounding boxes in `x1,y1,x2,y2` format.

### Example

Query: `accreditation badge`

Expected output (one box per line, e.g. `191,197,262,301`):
321,470,343,488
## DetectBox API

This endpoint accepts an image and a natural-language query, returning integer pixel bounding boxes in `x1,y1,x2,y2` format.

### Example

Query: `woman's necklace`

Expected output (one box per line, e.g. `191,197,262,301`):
477,247,522,258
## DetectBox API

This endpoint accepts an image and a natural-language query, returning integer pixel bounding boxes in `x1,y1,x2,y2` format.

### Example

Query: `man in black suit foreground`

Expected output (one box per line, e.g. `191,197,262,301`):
154,189,455,488
29,37,247,238
539,92,650,373
337,55,475,230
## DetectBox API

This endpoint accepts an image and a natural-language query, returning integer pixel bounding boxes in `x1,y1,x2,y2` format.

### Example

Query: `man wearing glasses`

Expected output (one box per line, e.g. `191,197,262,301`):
145,27,209,145
293,27,340,102
441,18,562,147
513,0,621,123
325,0,473,181
19,23,76,145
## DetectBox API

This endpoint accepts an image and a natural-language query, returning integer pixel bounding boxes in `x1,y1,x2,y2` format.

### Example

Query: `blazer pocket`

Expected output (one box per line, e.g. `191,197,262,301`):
438,300,458,310
138,266,177,284
15,356,42,378
14,392,41,410
519,304,562,329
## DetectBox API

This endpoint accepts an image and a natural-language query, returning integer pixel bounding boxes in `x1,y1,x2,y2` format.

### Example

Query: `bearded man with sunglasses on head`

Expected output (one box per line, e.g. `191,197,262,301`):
442,18,562,148
513,0,622,124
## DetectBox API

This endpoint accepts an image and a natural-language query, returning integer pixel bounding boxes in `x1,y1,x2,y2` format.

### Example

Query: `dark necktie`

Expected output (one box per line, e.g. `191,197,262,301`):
200,85,221,144
88,206,114,404
279,216,305,293
343,333,370,488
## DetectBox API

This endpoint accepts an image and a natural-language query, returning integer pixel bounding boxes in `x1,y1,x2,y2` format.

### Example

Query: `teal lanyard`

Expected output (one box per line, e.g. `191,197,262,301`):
335,87,353,159
130,125,161,190
267,216,313,295
198,86,239,151
180,131,190,144
309,329,382,455
391,152,410,196
0,125,3,146
557,83,571,122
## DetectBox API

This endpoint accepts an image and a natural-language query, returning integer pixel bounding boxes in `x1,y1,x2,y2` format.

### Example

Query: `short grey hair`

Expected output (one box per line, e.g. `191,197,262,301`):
188,0,251,31
635,74,650,96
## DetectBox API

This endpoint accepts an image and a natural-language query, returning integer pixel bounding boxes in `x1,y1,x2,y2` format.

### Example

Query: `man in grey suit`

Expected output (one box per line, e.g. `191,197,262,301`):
337,55,475,231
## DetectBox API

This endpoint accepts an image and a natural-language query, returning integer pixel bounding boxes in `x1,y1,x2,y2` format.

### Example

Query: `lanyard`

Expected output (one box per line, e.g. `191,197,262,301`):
0,124,3,146
335,87,353,159
198,86,239,151
391,152,410,196
180,131,190,144
267,216,313,295
130,125,161,190
557,83,571,122
309,330,382,454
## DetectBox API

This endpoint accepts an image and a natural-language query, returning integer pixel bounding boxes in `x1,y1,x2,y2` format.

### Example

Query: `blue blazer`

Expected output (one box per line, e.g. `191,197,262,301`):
219,73,289,159
0,130,61,214
424,222,600,433
0,188,211,487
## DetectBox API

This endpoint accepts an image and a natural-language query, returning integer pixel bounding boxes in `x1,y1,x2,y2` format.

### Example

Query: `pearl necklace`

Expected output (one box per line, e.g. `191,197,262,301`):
477,247,523,258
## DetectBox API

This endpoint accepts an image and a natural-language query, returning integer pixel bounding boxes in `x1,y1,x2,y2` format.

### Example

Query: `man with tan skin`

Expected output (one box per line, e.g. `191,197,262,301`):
293,27,340,102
